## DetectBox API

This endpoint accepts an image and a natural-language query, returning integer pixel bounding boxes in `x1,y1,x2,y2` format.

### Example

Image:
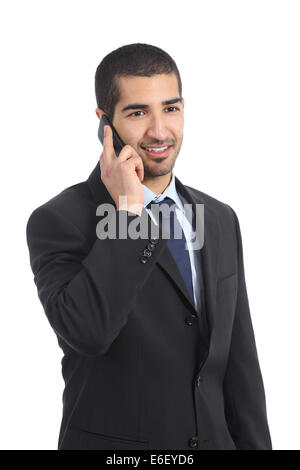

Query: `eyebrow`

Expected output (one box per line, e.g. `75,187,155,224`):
121,97,182,113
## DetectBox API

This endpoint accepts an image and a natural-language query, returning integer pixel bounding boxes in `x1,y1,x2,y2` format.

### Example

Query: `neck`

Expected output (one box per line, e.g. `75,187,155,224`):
142,172,172,195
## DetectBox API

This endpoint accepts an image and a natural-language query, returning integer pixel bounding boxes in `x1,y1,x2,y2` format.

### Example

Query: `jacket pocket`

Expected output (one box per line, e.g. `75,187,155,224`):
217,272,237,284
60,425,149,450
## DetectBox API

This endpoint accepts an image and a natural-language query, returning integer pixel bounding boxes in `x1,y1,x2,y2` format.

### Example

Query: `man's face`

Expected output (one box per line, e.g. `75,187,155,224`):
97,73,184,180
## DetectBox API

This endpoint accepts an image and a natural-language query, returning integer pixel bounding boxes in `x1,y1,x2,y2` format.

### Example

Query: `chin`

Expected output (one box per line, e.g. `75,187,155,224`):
143,160,176,178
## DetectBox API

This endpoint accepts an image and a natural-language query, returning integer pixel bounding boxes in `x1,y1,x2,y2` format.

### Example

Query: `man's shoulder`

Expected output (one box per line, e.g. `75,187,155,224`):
26,177,96,239
184,183,236,221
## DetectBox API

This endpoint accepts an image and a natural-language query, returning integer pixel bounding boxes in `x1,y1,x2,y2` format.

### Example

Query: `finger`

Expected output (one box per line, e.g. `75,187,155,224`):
136,165,144,183
126,155,144,182
135,156,144,182
99,152,103,168
102,125,116,161
117,144,142,163
117,144,133,163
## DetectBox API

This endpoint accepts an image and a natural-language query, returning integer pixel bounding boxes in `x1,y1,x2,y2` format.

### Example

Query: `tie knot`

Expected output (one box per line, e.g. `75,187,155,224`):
146,196,175,210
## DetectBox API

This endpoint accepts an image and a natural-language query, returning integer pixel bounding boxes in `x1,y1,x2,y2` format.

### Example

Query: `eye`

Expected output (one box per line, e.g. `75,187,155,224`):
127,106,180,117
128,110,145,117
166,106,179,112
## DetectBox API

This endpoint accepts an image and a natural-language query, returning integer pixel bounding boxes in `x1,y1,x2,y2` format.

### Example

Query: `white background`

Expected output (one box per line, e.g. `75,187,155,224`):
0,0,299,450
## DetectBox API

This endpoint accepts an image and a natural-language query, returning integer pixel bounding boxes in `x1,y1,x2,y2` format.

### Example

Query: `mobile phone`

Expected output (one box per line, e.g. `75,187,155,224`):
98,114,125,157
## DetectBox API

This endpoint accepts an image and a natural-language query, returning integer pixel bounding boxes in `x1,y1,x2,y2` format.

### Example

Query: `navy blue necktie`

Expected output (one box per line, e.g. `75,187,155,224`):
147,196,195,306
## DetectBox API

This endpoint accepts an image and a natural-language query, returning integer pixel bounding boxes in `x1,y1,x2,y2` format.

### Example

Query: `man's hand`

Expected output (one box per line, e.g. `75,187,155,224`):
99,125,145,216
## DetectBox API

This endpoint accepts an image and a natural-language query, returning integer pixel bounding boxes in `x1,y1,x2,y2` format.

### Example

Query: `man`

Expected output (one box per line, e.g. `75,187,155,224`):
26,43,272,450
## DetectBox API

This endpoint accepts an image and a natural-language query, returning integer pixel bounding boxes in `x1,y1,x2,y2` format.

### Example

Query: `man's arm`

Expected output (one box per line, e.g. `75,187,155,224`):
223,206,272,450
26,203,165,357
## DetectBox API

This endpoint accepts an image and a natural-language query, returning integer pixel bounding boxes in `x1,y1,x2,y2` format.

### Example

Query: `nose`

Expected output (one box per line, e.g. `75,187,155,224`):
144,114,172,145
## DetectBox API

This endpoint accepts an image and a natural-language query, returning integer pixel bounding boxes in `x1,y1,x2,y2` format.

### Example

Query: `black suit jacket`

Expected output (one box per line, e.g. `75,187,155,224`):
26,161,272,450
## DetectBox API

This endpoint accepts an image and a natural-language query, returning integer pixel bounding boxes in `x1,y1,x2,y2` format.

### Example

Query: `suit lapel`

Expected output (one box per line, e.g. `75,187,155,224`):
87,162,219,345
156,239,196,310
154,177,200,313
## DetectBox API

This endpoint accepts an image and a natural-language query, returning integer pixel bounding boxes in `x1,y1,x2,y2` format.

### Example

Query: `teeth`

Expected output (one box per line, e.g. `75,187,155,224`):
144,146,168,152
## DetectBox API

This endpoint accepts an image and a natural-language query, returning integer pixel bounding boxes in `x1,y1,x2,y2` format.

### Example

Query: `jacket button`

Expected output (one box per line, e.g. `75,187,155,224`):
185,314,197,326
140,255,148,264
147,243,155,251
188,436,198,448
196,376,202,387
143,248,152,257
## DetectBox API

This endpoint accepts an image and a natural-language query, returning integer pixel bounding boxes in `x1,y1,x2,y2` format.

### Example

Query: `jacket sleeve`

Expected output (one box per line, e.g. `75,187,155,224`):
26,203,167,357
223,206,272,450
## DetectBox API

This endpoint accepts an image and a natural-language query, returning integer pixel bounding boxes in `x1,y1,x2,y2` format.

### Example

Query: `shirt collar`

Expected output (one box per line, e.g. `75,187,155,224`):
142,171,185,214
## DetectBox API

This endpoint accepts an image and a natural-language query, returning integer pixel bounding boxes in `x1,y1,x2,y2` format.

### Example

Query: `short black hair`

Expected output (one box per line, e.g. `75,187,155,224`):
95,43,182,121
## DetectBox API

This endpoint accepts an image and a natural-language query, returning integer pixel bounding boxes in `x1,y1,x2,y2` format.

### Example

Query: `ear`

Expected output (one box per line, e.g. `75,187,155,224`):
95,108,105,120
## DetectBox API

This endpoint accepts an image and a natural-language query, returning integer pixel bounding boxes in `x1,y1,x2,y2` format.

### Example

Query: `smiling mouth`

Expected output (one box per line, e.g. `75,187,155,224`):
141,145,173,156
